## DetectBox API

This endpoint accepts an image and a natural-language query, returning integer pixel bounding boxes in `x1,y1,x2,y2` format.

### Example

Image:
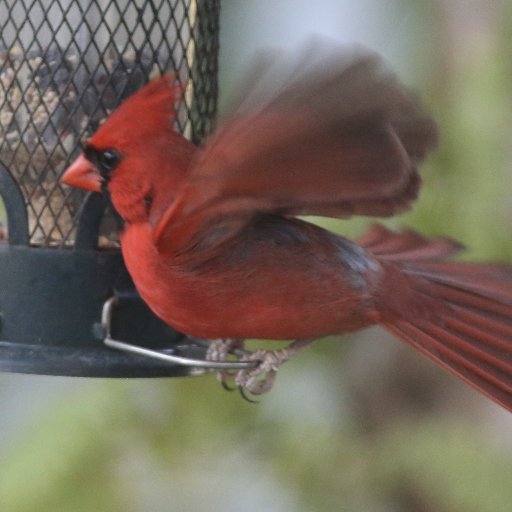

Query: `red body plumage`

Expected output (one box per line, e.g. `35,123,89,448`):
61,45,512,411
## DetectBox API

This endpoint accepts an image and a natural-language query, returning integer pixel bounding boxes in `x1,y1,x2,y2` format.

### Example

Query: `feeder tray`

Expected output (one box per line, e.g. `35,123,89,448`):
0,0,241,377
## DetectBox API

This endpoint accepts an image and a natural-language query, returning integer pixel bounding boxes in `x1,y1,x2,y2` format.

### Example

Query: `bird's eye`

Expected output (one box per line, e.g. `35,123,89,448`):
98,149,121,173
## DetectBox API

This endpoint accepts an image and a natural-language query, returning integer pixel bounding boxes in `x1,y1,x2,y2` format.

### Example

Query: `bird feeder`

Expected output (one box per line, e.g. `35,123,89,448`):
0,0,243,377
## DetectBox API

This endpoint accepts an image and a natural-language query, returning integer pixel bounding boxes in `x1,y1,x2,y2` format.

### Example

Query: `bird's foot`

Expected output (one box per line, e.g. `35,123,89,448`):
207,338,315,399
206,338,246,363
206,338,247,390
233,338,316,397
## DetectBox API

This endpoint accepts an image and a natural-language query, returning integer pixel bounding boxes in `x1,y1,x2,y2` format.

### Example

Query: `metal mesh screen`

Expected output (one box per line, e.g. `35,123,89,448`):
0,0,219,246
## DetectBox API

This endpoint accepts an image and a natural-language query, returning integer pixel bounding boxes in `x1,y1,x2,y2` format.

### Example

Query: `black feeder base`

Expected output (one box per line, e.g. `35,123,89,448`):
0,163,213,378
0,0,223,378
0,243,211,378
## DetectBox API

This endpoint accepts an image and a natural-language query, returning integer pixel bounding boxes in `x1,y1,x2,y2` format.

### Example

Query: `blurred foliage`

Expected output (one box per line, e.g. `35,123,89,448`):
1,373,512,512
1,1,512,511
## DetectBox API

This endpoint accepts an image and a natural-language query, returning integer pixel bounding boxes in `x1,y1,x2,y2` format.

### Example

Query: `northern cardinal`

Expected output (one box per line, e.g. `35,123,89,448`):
61,45,512,411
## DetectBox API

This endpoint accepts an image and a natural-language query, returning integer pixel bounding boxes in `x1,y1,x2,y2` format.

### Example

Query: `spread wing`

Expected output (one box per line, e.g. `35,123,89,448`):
154,43,438,256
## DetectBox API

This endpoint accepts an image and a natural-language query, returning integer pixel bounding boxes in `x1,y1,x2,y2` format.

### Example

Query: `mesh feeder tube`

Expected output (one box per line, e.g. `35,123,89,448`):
0,0,220,376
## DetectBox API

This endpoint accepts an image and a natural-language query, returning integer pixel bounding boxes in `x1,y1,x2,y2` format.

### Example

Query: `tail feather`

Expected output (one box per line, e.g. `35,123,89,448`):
389,321,512,392
359,225,512,412
408,262,512,303
445,315,511,359
452,308,512,339
357,224,464,260
387,321,512,411
431,316,512,376
415,280,512,318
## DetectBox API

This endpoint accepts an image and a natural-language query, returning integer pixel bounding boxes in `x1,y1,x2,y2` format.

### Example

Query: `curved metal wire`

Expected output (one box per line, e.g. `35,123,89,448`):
101,296,258,372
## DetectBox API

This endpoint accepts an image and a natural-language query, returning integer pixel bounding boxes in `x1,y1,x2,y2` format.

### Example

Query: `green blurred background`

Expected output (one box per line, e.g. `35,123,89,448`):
1,1,512,511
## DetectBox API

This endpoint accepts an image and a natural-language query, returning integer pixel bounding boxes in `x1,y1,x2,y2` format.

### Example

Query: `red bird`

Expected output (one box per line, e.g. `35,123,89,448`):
61,46,512,410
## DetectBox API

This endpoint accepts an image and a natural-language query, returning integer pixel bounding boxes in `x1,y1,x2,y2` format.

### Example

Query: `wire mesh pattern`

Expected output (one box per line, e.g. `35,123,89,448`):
0,0,219,246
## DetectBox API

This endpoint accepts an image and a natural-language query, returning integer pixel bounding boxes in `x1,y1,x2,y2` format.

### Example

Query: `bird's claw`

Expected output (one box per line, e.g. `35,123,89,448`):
206,338,316,400
206,338,247,388
206,338,245,364
233,349,284,395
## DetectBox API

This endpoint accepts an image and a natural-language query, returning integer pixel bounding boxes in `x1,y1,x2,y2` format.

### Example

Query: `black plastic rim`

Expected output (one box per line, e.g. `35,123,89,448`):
0,162,209,378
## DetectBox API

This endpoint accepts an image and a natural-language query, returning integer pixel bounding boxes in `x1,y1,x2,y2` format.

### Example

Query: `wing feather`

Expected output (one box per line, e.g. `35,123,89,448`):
154,43,437,256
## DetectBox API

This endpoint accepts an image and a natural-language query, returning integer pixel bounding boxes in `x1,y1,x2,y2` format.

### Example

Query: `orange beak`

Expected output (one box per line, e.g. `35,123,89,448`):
60,154,102,192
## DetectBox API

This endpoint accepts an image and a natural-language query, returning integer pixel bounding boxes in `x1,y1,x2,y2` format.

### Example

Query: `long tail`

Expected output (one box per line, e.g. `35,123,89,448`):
359,225,512,412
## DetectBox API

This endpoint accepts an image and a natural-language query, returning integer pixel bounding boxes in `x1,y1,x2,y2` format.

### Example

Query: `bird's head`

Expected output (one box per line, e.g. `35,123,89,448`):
60,76,196,224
